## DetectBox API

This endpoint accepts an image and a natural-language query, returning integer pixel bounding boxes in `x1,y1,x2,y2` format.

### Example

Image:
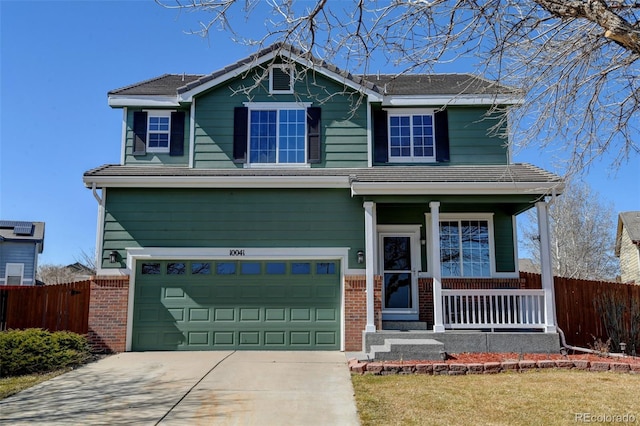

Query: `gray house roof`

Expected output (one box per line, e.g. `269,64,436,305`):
0,220,45,252
84,163,562,195
108,42,517,99
616,211,640,256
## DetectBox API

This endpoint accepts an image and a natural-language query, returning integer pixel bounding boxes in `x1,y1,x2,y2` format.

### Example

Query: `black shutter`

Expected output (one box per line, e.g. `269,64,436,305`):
233,107,248,163
373,108,388,163
435,109,450,162
169,111,185,156
132,111,148,156
307,107,321,164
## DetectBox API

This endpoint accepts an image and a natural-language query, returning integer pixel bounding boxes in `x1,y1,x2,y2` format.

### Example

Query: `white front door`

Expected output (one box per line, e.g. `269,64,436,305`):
379,230,420,320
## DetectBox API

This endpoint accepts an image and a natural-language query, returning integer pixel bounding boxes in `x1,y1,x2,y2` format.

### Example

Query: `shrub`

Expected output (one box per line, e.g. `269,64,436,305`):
0,329,91,377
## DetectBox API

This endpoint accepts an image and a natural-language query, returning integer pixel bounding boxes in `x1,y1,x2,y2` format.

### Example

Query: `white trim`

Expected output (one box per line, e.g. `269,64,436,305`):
145,110,173,154
243,102,312,109
175,49,382,103
363,202,376,333
537,201,557,333
382,94,524,106
189,100,196,168
5,263,24,285
123,246,352,351
429,202,445,332
383,107,437,115
269,64,295,94
378,226,422,320
94,187,106,272
109,95,180,107
120,108,127,165
387,109,437,163
84,175,350,189
351,181,561,196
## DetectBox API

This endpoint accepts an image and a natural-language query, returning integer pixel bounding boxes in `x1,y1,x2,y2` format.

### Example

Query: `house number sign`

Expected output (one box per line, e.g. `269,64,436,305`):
229,249,246,256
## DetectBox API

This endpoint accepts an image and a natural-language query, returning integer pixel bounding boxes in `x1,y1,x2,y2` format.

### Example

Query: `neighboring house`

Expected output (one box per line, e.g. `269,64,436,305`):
615,211,640,284
0,221,45,286
84,43,563,354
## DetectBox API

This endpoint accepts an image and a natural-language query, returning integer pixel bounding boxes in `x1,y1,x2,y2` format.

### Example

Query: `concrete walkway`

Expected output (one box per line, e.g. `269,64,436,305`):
0,351,360,425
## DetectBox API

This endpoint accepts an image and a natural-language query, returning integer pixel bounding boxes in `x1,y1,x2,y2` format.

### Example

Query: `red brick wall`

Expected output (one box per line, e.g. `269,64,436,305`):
87,276,129,353
344,275,381,351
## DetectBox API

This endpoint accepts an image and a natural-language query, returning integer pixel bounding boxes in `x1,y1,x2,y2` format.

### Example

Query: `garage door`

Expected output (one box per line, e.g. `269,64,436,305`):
132,259,341,351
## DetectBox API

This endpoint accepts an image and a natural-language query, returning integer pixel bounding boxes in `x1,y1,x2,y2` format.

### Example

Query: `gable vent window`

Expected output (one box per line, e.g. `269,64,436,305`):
270,65,294,94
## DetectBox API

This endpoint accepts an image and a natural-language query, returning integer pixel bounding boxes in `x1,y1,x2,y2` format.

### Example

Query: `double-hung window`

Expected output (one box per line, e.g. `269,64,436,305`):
440,218,492,277
388,110,435,162
248,104,307,165
147,111,171,153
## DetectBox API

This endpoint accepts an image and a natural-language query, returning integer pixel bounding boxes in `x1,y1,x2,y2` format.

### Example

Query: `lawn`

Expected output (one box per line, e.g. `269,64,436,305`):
0,370,67,400
352,370,640,426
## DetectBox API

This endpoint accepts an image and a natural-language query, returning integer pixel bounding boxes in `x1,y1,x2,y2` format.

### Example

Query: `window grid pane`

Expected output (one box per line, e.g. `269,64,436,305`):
278,109,305,163
250,109,305,164
390,114,435,160
250,110,277,163
148,116,170,149
440,220,490,277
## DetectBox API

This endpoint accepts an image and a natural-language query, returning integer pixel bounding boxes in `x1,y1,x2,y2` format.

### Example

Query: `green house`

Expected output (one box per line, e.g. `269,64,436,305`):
84,43,563,355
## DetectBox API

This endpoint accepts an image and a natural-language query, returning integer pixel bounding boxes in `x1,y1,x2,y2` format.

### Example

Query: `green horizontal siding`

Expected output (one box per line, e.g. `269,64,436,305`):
448,107,509,165
102,188,365,269
124,109,190,166
193,68,368,169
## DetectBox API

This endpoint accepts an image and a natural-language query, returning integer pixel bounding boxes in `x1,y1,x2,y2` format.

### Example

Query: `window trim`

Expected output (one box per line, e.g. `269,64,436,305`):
144,110,173,153
424,213,496,278
386,108,437,163
5,263,24,285
244,102,311,166
269,64,295,94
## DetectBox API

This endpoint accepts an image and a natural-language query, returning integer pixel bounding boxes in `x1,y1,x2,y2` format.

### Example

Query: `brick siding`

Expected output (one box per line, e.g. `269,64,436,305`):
87,276,130,353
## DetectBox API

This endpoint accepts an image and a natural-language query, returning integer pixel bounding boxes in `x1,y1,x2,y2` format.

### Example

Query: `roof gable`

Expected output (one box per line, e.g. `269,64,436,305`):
615,211,640,256
108,42,520,107
0,220,45,252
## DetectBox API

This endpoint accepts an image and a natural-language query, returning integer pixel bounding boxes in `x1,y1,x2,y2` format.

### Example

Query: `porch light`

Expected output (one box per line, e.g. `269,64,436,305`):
109,250,119,264
357,250,365,264
620,342,627,354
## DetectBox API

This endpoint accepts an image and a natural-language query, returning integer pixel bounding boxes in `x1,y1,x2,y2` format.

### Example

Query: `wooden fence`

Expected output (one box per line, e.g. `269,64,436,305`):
0,281,91,334
521,272,640,354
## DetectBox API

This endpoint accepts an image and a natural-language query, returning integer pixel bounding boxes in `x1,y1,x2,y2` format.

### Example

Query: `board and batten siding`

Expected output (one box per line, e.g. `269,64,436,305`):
0,242,37,284
446,107,509,165
192,68,369,169
101,188,365,269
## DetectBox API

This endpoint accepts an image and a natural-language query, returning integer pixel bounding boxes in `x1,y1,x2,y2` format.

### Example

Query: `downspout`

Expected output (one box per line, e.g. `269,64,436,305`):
557,327,627,358
91,182,102,204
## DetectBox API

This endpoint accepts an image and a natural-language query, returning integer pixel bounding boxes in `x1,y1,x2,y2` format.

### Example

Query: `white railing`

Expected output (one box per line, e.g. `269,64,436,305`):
441,289,546,330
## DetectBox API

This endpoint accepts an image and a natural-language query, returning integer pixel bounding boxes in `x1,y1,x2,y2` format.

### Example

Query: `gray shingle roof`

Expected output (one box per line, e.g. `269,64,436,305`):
108,42,516,98
620,212,640,243
84,163,560,185
0,221,45,242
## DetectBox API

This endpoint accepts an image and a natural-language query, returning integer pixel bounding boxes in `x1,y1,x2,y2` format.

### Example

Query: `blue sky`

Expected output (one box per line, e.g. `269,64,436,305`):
1,1,638,266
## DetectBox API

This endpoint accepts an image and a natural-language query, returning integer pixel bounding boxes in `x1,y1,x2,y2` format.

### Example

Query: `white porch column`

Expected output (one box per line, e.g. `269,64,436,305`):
363,201,377,332
537,201,558,333
430,201,445,332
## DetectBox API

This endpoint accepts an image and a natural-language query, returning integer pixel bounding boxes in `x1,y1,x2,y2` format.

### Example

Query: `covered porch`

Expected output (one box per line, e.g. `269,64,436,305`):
353,176,561,356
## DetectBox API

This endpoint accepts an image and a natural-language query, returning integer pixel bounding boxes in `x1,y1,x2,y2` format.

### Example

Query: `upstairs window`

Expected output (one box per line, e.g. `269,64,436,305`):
389,113,435,162
147,112,171,152
250,108,306,164
132,110,186,157
233,104,321,165
269,65,294,94
5,263,24,285
374,108,449,164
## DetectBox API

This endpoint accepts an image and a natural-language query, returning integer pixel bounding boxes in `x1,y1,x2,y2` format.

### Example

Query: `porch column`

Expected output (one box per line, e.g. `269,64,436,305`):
430,201,445,332
363,201,376,332
536,201,557,333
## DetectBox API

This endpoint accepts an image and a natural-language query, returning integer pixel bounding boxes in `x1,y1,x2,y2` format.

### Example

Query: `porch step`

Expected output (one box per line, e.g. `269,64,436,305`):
382,321,428,331
369,338,445,361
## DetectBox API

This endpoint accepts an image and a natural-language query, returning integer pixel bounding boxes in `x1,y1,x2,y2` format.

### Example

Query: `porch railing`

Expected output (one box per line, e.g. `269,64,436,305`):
441,289,546,330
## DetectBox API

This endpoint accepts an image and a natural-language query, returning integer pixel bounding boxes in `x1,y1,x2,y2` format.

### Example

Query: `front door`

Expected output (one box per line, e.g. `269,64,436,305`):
380,232,419,320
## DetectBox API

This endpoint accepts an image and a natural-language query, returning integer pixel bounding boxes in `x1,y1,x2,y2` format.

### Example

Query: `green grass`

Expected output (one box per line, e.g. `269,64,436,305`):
0,370,68,399
352,370,640,426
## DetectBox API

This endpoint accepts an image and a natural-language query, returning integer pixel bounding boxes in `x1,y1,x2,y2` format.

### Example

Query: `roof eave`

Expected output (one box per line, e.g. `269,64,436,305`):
382,94,524,107
108,95,181,108
350,181,563,196
83,175,352,189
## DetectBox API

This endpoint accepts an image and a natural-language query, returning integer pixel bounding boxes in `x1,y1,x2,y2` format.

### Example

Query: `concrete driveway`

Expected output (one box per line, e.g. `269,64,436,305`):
0,351,360,425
